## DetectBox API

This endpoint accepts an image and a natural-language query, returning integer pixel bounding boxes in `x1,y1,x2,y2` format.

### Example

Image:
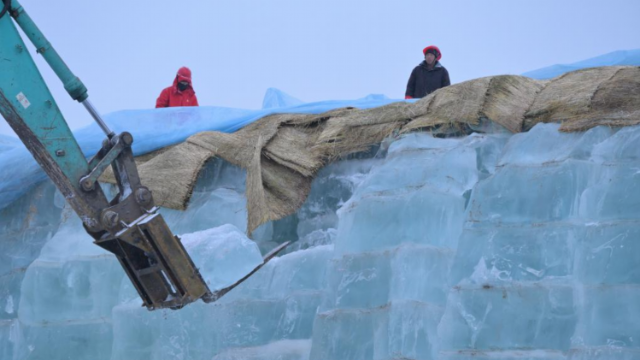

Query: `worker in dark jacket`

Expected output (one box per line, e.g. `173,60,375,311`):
405,45,450,99
156,67,199,108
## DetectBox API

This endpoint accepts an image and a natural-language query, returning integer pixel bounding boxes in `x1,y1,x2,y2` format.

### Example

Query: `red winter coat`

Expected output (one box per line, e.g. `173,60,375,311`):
155,67,199,108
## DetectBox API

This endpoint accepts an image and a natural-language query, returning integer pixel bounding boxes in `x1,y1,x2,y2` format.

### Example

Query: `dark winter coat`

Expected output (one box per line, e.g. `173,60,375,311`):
156,67,199,108
405,61,450,99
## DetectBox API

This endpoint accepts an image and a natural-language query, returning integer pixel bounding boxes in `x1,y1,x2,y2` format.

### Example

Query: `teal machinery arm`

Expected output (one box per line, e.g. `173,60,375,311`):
0,0,289,310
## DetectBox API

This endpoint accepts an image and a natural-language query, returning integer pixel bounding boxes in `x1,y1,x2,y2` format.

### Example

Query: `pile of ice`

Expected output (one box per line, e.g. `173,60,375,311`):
2,121,640,360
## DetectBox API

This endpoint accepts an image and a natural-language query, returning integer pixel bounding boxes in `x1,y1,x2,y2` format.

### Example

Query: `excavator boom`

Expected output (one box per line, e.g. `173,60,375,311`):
0,0,286,310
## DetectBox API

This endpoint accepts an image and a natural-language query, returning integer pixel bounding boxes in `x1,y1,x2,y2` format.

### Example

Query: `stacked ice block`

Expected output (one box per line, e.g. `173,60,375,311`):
439,124,640,359
1,123,639,360
309,133,510,360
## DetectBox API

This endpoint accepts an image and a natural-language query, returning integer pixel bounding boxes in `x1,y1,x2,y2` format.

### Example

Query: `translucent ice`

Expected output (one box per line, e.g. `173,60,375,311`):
591,124,640,163
310,301,443,360
213,339,311,360
497,124,614,166
437,282,576,351
573,222,640,285
438,350,567,359
325,244,453,310
335,186,466,254
467,160,599,225
335,133,508,256
441,122,640,358
572,285,640,348
450,224,582,285
2,122,640,360
181,225,264,291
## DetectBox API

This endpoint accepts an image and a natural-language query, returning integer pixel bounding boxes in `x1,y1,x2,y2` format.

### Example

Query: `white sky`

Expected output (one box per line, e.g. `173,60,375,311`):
1,0,639,136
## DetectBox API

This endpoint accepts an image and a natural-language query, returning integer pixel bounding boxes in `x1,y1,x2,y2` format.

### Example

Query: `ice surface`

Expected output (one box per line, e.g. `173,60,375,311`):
572,285,640,348
181,225,264,291
336,186,466,254
112,293,323,360
222,245,332,301
591,125,640,163
358,133,508,196
298,156,379,235
324,244,453,310
18,321,113,360
212,339,311,360
437,282,577,351
573,222,640,285
334,133,508,256
310,301,443,360
6,192,266,360
439,350,567,359
497,124,614,166
0,181,62,330
450,224,581,285
467,160,599,225
2,120,640,360
0,320,21,360
439,121,640,358
568,347,640,360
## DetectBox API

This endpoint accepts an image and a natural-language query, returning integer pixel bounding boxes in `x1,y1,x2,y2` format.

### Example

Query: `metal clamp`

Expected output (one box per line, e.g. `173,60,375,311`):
80,132,133,191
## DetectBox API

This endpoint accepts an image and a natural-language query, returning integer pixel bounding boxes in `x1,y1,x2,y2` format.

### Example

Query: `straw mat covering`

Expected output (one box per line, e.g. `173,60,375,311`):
101,66,640,234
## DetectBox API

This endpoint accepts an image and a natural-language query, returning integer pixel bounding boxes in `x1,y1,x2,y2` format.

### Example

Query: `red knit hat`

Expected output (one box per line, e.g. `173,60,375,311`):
422,45,442,61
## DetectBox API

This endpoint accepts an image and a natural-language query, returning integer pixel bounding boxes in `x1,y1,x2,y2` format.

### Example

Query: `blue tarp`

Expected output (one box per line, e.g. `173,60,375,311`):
262,88,304,109
0,93,403,210
522,49,640,79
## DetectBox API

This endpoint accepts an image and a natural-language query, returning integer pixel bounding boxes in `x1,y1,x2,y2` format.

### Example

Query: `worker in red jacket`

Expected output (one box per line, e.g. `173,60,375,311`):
156,67,199,108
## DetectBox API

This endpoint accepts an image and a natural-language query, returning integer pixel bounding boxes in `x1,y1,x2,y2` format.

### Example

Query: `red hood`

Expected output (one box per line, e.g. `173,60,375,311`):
173,66,194,93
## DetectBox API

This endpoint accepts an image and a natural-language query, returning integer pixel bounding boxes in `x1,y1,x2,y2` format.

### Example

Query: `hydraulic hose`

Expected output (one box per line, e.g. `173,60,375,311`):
0,0,10,19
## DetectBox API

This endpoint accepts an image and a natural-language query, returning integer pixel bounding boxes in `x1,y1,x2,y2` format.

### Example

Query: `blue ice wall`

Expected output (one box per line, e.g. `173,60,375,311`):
2,122,639,360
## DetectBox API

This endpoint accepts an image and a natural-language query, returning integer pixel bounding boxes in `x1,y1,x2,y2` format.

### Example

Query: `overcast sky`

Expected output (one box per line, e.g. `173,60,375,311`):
1,0,639,136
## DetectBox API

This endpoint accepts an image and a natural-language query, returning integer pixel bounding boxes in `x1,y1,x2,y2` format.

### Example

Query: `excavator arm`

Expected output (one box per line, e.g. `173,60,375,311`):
0,0,287,310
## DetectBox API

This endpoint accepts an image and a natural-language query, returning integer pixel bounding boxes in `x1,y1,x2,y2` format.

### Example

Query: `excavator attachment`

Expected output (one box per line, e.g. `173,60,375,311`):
83,134,291,311
95,211,210,310
96,211,290,310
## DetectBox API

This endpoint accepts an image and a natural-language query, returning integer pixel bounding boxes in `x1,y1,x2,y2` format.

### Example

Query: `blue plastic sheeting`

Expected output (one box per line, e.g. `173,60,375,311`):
0,93,405,211
262,88,304,109
523,49,640,79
